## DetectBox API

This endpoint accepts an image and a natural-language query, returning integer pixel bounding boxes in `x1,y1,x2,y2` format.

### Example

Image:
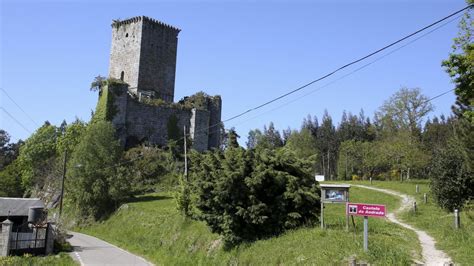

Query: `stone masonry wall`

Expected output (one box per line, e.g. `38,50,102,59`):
108,18,143,93
124,98,191,147
109,87,221,151
138,18,179,102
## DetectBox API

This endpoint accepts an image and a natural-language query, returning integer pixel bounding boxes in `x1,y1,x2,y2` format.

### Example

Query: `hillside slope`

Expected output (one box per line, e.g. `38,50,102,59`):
77,187,421,265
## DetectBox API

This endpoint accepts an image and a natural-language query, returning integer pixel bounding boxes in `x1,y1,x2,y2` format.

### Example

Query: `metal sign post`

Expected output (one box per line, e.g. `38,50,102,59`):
347,203,386,252
363,216,368,251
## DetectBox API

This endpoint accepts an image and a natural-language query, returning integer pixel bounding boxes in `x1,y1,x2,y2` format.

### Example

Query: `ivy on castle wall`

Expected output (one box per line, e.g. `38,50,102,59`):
92,79,125,123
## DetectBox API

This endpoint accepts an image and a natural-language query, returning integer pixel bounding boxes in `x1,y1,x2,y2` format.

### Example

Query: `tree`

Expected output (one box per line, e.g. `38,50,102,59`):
317,110,337,178
246,129,262,149
442,2,474,124
430,137,473,211
223,128,240,149
260,122,283,149
57,119,87,155
17,122,58,190
68,121,126,220
123,145,179,194
0,160,23,197
285,128,318,161
90,75,106,92
0,130,22,170
375,87,433,137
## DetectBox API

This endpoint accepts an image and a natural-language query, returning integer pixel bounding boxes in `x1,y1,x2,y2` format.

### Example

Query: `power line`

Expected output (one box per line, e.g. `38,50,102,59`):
427,88,456,102
230,13,464,127
1,107,33,134
1,88,40,127
222,4,473,123
9,5,470,173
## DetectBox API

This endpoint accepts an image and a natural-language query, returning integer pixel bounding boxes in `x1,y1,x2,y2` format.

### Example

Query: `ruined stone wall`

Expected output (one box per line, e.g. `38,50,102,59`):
124,98,191,147
207,96,222,149
108,18,143,93
190,109,210,152
139,18,179,102
109,88,221,151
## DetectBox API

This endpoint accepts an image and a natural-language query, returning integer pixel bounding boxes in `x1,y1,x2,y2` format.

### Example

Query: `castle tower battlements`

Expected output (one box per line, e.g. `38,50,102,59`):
108,16,180,102
103,16,222,151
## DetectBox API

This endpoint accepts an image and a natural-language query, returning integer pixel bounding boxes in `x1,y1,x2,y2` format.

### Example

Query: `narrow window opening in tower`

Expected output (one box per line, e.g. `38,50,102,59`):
126,33,129,37
120,71,124,81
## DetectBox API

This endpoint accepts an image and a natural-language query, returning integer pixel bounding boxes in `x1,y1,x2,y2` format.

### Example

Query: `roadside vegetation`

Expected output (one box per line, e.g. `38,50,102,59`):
79,186,420,265
0,253,75,266
350,180,473,265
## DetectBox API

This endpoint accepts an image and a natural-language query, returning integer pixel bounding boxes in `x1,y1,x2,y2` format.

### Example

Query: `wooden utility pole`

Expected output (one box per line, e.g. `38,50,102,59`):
59,149,67,219
184,125,188,181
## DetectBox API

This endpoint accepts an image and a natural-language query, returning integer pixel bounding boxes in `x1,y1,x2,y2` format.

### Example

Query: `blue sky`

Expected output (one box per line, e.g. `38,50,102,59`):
1,0,468,143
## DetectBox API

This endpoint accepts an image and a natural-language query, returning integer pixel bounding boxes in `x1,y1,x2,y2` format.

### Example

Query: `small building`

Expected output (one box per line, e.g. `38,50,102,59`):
0,198,45,231
0,198,53,256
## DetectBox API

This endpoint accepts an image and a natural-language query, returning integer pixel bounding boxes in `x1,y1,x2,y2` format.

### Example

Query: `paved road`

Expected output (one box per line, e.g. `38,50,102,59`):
353,185,452,266
68,232,153,266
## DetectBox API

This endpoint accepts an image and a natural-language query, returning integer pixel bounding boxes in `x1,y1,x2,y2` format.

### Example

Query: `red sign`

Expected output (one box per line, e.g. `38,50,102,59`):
346,203,386,218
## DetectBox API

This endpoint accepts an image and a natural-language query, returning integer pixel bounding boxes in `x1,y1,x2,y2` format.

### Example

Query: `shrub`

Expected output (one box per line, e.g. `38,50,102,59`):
182,148,320,248
430,137,473,211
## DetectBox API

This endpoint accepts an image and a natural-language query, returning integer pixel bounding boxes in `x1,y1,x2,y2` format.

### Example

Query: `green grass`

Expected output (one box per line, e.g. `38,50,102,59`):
0,253,75,266
349,180,474,265
77,187,421,265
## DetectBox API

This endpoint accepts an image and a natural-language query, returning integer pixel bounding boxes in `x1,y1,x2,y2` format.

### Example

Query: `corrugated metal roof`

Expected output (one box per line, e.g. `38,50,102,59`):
0,198,45,216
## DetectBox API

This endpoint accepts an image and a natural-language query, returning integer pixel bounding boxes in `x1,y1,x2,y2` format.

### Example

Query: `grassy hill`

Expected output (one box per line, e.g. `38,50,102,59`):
77,186,421,265
349,180,473,265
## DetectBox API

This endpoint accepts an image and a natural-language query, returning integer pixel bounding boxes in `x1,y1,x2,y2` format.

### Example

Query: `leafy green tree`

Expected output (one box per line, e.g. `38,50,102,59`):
90,75,106,92
17,122,58,190
317,110,337,178
285,128,318,161
57,119,87,155
375,87,433,137
246,129,262,149
223,128,240,149
122,145,179,193
259,122,283,149
68,121,126,220
422,115,455,151
442,1,474,124
0,160,23,197
377,131,429,180
431,2,474,210
0,130,22,170
337,140,363,180
430,137,473,211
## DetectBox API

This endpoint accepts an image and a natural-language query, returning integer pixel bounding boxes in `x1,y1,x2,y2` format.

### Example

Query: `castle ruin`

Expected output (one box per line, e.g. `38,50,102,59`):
101,16,222,151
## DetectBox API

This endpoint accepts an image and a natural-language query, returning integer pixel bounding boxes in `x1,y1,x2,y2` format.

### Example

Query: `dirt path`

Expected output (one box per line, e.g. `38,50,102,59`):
353,185,452,265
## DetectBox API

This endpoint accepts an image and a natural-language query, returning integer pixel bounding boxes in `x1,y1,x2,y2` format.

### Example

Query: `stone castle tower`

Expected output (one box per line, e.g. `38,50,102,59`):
103,16,222,151
109,16,179,102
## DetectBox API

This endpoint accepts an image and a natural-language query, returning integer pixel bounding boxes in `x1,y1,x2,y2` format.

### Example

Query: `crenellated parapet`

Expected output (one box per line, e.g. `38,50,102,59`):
112,16,180,33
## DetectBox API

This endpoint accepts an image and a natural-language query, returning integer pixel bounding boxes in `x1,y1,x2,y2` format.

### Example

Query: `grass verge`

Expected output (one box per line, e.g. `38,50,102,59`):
349,180,473,265
77,187,420,265
0,253,75,266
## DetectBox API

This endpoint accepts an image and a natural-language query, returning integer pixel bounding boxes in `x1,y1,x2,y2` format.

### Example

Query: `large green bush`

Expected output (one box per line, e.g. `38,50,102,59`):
183,148,320,248
430,137,473,211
